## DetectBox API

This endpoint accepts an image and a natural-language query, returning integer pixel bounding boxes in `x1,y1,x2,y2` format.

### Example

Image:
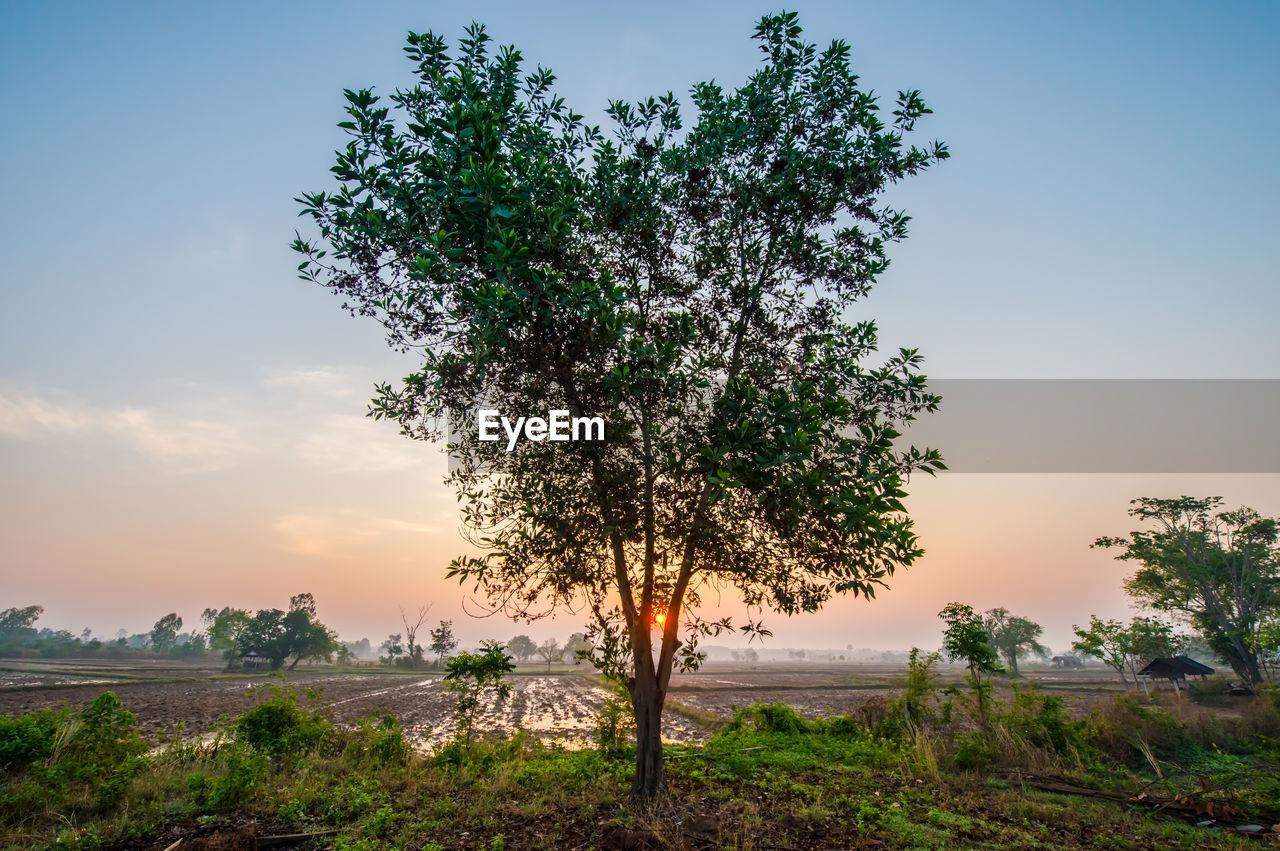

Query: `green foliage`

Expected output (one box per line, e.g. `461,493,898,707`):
148,612,183,653
0,706,62,770
507,634,536,661
236,593,340,670
593,678,635,758
952,732,992,771
202,606,252,665
443,640,516,746
939,603,1002,727
1095,496,1280,684
982,608,1046,677
428,620,459,665
234,682,332,756
1001,684,1088,759
880,647,941,739
0,691,149,822
295,12,947,796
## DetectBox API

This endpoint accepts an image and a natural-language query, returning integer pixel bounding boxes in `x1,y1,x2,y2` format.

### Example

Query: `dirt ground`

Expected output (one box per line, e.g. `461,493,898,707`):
0,658,1145,748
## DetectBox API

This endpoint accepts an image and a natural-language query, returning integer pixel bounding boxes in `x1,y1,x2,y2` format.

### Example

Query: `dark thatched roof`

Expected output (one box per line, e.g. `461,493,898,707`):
1136,655,1214,679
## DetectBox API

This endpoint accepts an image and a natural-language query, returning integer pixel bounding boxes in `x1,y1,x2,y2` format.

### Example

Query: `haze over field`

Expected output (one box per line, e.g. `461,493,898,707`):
1,1,1277,651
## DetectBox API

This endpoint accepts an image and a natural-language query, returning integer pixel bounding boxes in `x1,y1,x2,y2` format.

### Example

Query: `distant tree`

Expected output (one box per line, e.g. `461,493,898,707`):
1071,616,1132,686
508,634,537,662
741,647,758,663
982,607,1047,678
294,13,947,798
563,632,592,664
444,640,516,747
429,620,459,666
1096,496,1279,685
238,594,339,670
149,613,183,653
380,633,404,665
537,638,562,672
939,602,1002,726
202,607,253,667
400,604,433,667
0,605,43,639
344,637,374,661
1071,614,1176,689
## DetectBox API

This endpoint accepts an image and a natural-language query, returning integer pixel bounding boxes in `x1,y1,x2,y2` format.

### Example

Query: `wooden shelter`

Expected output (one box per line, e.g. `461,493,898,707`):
1136,655,1214,693
239,651,269,670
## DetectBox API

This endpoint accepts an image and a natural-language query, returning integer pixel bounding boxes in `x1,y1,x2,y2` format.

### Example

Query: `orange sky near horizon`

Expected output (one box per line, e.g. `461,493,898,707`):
3,371,1275,654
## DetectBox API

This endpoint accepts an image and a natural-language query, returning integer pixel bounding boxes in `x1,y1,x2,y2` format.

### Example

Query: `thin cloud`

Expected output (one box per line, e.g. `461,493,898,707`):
272,510,441,558
0,390,243,474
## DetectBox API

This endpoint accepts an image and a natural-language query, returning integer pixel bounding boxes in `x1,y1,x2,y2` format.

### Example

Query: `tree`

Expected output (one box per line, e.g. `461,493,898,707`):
443,640,516,747
429,620,459,666
508,634,537,662
564,632,592,664
294,14,946,798
0,605,42,632
1071,616,1132,686
400,604,433,667
938,602,1002,726
380,633,404,666
1072,614,1177,692
238,594,339,670
149,613,182,653
202,607,252,667
1095,497,1279,685
982,607,1046,678
537,638,562,672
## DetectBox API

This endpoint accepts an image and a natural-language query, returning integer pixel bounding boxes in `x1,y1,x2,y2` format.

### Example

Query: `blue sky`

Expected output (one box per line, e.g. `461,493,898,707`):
1,2,1277,649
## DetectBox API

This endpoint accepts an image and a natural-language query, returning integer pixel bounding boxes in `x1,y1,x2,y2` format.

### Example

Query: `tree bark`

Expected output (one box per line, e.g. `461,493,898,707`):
630,666,664,799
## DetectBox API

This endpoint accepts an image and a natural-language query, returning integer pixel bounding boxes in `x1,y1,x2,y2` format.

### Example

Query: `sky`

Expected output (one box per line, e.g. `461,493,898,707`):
1,1,1277,654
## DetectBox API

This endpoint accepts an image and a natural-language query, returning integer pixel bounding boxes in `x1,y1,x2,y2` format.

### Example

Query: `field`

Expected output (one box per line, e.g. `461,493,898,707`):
0,659,1134,748
2,657,1278,850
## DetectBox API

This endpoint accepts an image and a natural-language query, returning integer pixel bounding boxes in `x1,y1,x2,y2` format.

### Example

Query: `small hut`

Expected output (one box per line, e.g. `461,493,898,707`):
239,651,269,670
1136,655,1213,693
1051,655,1084,669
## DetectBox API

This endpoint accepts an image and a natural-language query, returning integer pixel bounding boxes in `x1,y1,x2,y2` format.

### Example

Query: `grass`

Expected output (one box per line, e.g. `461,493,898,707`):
1,678,1278,849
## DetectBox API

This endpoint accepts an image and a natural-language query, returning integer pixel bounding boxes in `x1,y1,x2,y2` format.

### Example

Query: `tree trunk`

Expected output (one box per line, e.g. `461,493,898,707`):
630,670,664,799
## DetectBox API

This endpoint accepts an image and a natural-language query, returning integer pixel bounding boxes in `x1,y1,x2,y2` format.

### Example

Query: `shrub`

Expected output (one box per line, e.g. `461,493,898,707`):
722,703,811,735
0,706,63,770
235,683,331,756
1001,683,1088,759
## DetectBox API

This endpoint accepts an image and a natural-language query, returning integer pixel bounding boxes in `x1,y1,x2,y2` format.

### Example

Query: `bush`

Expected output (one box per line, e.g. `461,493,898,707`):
722,703,812,735
0,706,63,770
235,683,332,756
1001,683,1088,759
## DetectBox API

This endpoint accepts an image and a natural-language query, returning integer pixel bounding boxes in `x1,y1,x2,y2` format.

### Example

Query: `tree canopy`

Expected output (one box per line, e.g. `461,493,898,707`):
294,12,946,797
236,594,339,671
982,607,1046,678
1095,496,1279,685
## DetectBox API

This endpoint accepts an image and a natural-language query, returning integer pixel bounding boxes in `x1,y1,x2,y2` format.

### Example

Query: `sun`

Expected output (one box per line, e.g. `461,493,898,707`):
654,612,666,626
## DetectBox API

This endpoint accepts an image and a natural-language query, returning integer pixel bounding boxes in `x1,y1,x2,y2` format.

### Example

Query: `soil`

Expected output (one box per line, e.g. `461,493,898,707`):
0,659,1144,748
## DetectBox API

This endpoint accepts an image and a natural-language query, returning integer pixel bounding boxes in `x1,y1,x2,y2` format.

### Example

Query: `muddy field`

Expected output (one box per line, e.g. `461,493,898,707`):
0,659,1138,749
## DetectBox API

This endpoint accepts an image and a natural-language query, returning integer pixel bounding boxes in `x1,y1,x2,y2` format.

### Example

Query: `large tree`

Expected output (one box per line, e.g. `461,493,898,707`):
202,607,253,667
295,14,946,797
148,613,183,653
1095,497,1279,685
238,594,339,670
982,607,1046,678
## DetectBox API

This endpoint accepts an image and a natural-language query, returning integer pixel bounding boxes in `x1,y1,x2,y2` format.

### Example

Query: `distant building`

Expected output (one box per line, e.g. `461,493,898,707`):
1136,655,1214,692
